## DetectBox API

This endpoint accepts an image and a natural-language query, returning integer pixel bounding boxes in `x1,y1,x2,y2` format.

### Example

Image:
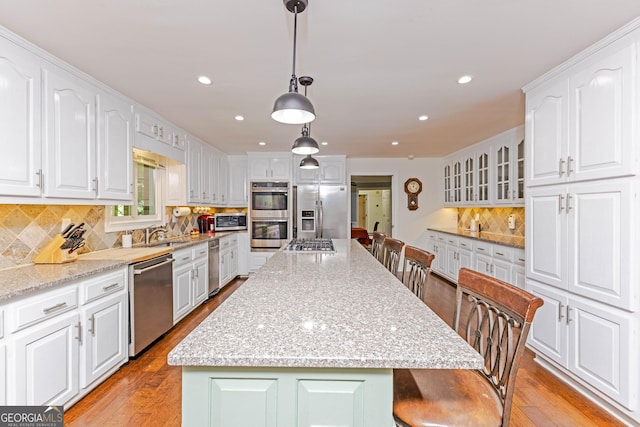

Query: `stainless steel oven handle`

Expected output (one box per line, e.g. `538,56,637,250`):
252,218,289,222
133,258,175,275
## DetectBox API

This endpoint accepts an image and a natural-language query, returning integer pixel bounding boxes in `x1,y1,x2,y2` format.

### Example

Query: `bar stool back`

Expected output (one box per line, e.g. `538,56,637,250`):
381,237,404,277
371,231,386,263
402,246,435,301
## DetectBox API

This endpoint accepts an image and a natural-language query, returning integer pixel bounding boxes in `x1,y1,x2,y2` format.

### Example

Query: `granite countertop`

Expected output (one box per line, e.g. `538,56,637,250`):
168,239,484,370
0,259,129,303
428,227,525,249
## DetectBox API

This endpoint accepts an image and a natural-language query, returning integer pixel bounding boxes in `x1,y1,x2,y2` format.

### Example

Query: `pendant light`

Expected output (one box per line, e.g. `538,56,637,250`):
299,155,320,169
271,0,316,125
291,76,319,155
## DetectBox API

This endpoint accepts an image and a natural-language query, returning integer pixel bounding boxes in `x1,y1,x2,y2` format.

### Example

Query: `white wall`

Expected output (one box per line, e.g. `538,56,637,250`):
347,158,457,247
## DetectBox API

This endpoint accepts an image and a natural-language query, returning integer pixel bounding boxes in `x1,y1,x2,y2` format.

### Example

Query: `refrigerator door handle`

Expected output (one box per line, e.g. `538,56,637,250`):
318,200,323,238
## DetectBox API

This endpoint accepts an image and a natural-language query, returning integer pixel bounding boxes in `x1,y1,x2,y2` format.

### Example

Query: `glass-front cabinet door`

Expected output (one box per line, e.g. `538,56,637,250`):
494,143,511,204
463,155,474,204
443,163,452,205
452,160,462,203
477,151,490,204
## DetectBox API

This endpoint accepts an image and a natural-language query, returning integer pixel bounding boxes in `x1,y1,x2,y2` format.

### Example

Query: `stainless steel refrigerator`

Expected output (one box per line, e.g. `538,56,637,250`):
294,185,349,239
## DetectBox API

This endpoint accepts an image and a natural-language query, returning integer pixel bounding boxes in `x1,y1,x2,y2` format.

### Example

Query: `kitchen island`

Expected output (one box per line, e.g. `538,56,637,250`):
168,239,483,426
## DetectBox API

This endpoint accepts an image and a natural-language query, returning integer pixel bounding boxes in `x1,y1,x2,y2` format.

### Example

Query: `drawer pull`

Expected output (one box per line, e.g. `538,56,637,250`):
477,248,485,252
518,258,525,262
496,252,504,256
102,283,120,292
43,302,67,315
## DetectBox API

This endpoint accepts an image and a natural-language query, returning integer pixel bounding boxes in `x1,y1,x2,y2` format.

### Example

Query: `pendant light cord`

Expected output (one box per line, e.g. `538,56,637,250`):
291,3,298,79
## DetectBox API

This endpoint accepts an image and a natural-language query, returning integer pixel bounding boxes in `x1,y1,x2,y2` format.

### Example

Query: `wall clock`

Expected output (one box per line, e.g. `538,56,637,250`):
404,178,422,211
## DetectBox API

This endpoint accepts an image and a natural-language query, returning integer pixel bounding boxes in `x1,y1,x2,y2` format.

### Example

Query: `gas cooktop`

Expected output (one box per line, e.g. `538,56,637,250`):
283,238,336,253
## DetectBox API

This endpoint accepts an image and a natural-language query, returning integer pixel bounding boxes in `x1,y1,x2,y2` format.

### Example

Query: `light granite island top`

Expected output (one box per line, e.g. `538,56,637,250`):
168,239,483,427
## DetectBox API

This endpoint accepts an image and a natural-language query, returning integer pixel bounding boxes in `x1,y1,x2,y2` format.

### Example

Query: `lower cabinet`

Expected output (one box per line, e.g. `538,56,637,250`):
173,244,209,324
219,235,239,288
182,367,392,426
13,311,80,406
249,251,275,274
5,267,129,408
527,279,638,410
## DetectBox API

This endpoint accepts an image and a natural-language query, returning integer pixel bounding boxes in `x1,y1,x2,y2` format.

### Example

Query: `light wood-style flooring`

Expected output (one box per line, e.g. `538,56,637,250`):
65,274,624,426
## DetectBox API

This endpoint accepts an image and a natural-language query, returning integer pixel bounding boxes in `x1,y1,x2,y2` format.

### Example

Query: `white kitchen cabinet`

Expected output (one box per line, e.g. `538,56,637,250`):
248,153,291,181
0,35,43,198
249,251,274,274
165,158,187,206
492,128,525,205
173,258,193,323
237,232,250,275
193,244,209,305
442,163,452,204
78,269,127,390
523,23,640,421
12,310,80,406
217,154,229,204
227,155,249,206
135,109,173,146
219,235,238,288
461,148,491,205
526,37,637,187
173,244,209,323
43,65,97,199
0,307,5,405
293,155,346,185
97,92,133,201
133,107,185,164
526,181,635,311
426,231,446,276
527,280,637,410
187,137,203,204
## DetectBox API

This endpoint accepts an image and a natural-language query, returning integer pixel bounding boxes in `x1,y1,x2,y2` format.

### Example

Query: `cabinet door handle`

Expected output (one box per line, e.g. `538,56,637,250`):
102,283,120,292
567,156,574,176
566,305,572,325
558,303,565,321
152,124,159,136
566,193,572,213
43,302,67,315
88,315,95,335
76,321,82,344
93,177,99,194
159,127,164,139
559,158,565,177
558,194,565,213
36,169,43,190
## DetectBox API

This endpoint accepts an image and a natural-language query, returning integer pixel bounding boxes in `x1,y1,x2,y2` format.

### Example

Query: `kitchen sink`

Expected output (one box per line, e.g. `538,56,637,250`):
144,238,193,248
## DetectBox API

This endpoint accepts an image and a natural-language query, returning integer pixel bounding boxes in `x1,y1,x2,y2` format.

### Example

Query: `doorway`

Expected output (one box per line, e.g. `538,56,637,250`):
351,175,392,235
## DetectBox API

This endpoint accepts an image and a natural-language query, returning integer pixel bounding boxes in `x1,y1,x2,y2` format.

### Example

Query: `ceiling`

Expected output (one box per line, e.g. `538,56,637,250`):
1,2,640,159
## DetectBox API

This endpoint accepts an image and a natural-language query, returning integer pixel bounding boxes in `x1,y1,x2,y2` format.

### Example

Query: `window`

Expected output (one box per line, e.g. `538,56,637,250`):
105,149,165,232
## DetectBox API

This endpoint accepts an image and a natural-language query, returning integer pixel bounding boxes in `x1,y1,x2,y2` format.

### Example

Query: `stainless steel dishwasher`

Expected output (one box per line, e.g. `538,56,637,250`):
130,253,174,356
208,238,220,297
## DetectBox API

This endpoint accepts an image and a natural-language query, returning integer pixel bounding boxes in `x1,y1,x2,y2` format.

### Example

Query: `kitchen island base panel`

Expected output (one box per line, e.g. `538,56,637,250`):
182,366,394,427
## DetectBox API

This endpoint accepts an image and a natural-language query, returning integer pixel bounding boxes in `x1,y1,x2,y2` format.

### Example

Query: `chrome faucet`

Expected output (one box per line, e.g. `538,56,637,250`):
145,227,167,245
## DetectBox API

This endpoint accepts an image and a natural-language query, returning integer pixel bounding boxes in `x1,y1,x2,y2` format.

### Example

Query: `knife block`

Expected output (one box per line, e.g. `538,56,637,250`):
33,234,78,264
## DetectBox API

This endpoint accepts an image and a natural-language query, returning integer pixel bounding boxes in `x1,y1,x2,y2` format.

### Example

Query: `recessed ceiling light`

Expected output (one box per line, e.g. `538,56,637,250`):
418,115,429,121
235,115,244,121
391,141,399,146
458,75,473,84
258,141,266,146
197,75,212,85
321,141,328,146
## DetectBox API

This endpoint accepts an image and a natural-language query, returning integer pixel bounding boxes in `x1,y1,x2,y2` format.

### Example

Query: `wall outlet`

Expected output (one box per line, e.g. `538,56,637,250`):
508,214,516,230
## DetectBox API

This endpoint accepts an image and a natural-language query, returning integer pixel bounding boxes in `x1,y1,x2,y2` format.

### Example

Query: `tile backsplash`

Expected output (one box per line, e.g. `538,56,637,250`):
457,207,524,237
0,205,246,269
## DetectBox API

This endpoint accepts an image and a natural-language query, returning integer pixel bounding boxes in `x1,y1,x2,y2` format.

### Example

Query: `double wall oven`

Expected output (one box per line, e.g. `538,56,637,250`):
250,181,290,249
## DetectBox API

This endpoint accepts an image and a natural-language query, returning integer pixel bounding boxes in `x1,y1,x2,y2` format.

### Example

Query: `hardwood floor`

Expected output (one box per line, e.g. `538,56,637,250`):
65,274,624,426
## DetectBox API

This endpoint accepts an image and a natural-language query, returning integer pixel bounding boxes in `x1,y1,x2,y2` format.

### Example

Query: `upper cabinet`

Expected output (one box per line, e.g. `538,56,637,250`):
0,35,42,197
43,66,97,200
293,155,346,185
526,39,637,187
227,155,248,206
133,108,185,164
248,153,291,181
442,126,524,207
96,92,133,201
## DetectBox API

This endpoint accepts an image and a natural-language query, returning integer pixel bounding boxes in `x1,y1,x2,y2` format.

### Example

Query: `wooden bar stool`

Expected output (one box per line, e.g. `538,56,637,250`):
401,246,435,301
381,237,404,277
393,268,544,427
371,231,386,263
